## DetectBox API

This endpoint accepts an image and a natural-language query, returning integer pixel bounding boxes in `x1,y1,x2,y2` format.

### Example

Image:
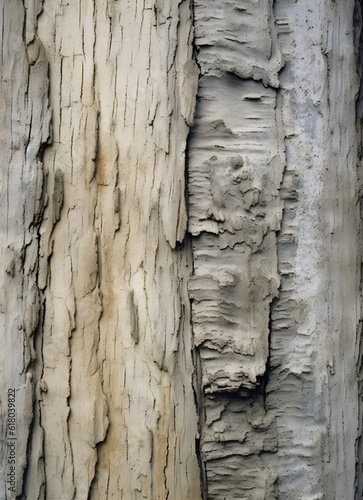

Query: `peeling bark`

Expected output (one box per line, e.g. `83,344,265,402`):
1,0,363,499
1,1,201,499
190,0,363,498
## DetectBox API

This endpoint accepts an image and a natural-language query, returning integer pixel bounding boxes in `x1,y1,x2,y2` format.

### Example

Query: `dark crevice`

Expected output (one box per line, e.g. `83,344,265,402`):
185,1,206,496
192,346,208,500
264,294,279,407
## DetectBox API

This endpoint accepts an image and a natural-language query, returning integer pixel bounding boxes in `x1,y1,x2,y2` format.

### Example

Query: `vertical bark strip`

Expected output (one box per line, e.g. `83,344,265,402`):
0,1,51,497
189,0,363,498
1,1,201,499
266,2,361,497
189,1,287,497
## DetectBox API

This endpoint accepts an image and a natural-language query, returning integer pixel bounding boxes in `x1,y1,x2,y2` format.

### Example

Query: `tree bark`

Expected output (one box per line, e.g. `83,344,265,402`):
190,1,363,498
0,1,363,499
1,1,201,499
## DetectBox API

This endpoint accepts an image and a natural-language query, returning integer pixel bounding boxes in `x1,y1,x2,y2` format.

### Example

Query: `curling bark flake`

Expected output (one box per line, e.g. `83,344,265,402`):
1,0,363,499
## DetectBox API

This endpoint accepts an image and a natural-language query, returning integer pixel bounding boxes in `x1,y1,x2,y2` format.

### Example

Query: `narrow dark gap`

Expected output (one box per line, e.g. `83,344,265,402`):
184,1,206,493
192,345,208,500
263,294,279,407
185,135,208,498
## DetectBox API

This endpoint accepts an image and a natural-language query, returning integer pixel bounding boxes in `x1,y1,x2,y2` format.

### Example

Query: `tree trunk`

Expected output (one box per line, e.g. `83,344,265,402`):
0,1,362,499
190,1,363,498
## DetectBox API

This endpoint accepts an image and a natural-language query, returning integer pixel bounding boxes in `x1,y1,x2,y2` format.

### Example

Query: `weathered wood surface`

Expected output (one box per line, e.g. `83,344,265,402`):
190,0,363,498
0,0,362,499
1,1,201,499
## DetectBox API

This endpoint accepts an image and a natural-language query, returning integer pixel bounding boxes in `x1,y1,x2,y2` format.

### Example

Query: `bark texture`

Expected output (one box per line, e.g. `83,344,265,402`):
190,0,363,498
1,1,201,499
1,0,363,499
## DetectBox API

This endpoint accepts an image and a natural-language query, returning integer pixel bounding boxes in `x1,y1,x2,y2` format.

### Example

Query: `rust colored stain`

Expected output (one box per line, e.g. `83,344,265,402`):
154,375,171,499
96,149,108,186
100,242,116,320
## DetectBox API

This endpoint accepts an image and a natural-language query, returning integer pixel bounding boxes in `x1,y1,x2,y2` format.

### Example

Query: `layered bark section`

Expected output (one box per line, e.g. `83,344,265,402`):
0,1,51,497
189,1,287,496
267,1,361,497
1,1,201,499
190,0,363,498
1,1,363,499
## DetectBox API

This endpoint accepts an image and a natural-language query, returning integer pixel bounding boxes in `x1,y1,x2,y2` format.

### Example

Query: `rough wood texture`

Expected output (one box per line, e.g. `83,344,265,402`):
1,1,201,499
190,0,363,498
0,1,52,498
1,0,363,499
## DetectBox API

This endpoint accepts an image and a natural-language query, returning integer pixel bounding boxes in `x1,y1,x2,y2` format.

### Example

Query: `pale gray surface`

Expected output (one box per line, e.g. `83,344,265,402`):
190,0,362,498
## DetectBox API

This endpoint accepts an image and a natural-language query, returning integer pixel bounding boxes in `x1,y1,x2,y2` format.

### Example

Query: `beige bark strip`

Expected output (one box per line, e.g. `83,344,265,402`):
0,0,51,497
29,0,202,499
